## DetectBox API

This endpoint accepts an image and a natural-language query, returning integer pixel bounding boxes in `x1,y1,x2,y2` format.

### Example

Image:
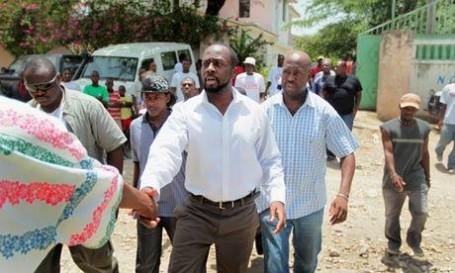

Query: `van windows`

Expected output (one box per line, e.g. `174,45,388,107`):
62,56,84,73
140,58,155,71
81,56,138,81
161,51,177,71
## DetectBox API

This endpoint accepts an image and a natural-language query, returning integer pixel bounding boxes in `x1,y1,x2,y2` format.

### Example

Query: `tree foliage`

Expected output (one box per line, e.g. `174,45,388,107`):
293,0,429,60
294,20,359,61
0,1,75,56
229,28,272,70
0,0,231,57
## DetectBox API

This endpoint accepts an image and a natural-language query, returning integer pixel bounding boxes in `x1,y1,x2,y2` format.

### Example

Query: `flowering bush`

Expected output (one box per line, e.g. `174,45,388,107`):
0,0,232,57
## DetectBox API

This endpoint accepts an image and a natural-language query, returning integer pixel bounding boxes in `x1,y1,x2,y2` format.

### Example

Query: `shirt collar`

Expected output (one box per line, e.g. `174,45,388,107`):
200,87,242,106
272,88,316,110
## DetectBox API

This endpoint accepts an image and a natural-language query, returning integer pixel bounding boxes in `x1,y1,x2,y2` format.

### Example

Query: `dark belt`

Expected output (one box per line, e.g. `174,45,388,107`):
189,190,260,210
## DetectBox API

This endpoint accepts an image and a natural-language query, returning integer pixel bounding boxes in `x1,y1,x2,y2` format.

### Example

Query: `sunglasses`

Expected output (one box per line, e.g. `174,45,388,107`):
25,74,58,93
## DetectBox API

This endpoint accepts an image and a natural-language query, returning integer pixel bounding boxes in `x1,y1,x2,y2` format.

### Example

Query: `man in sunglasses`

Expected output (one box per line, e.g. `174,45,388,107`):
24,57,127,273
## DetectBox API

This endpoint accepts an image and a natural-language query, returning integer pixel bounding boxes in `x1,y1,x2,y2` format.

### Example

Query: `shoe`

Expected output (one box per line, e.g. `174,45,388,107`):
386,247,400,256
411,246,425,257
448,169,455,174
436,154,443,162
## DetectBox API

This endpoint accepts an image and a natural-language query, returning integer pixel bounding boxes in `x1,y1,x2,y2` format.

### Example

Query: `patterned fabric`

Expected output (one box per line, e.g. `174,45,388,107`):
142,75,170,93
0,96,123,272
108,91,122,120
256,92,359,219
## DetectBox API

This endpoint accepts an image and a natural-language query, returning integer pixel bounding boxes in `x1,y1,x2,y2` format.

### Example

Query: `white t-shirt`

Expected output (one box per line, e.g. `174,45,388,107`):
267,66,282,97
170,71,200,102
234,72,266,103
440,83,455,125
174,62,182,73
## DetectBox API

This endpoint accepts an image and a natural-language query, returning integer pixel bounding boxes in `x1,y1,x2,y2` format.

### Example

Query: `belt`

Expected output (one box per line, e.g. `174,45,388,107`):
189,190,260,210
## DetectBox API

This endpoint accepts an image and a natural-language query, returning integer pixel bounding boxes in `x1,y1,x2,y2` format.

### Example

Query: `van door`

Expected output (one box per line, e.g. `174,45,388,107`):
160,51,178,82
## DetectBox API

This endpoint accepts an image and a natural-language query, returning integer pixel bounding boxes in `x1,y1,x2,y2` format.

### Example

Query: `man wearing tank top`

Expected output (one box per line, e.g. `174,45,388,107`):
380,93,431,258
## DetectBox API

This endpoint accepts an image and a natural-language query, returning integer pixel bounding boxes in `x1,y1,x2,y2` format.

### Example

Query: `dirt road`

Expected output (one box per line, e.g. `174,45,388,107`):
61,111,455,272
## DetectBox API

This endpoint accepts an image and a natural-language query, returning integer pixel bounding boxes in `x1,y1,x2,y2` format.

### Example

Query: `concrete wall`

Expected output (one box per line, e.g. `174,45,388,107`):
0,45,15,69
409,39,455,113
377,32,455,121
376,31,414,121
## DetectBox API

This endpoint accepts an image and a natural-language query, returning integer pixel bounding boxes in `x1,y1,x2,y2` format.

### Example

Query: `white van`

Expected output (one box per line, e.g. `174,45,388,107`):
76,42,197,95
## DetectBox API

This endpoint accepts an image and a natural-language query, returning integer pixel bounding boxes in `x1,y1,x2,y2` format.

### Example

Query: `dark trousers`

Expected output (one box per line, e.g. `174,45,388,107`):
168,196,259,273
34,241,118,273
383,187,428,251
136,217,176,273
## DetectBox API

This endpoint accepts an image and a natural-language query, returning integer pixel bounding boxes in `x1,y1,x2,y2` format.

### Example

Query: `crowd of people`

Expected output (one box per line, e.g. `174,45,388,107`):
0,42,454,273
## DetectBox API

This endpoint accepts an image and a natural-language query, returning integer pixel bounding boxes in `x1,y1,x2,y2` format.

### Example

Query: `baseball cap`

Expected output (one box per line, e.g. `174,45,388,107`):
142,75,169,93
400,93,421,109
141,75,176,105
317,56,324,61
243,57,256,66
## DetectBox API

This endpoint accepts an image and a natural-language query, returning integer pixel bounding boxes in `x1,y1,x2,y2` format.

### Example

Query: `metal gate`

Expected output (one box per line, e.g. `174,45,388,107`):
356,35,380,110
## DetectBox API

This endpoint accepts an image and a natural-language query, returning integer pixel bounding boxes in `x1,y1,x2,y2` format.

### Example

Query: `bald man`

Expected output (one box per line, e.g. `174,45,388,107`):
322,60,363,130
257,51,359,273
23,57,126,273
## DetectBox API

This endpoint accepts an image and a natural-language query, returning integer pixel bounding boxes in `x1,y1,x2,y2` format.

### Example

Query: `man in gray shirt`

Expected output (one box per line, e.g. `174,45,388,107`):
380,93,431,258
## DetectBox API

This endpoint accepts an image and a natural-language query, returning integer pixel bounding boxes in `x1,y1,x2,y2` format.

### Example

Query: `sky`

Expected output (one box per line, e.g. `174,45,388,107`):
291,0,340,36
291,0,319,35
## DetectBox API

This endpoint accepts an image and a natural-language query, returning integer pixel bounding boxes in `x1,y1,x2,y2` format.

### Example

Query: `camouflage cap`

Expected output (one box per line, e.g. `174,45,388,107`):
141,75,169,93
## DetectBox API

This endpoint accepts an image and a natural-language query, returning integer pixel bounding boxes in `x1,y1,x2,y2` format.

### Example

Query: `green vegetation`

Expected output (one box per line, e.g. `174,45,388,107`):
293,0,429,60
0,0,230,56
229,28,272,70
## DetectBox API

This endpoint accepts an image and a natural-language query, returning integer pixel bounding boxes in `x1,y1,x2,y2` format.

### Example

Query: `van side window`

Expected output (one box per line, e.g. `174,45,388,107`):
141,58,155,71
161,52,177,71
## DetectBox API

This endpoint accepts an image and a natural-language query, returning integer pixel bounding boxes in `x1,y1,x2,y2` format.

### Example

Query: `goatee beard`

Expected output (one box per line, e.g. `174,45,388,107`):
205,80,230,94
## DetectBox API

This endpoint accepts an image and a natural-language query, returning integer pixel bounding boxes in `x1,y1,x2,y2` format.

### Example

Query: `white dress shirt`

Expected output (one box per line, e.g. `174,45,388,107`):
140,88,286,205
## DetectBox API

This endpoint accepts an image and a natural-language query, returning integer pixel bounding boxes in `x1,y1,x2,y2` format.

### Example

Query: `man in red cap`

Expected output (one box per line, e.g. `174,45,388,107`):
380,93,431,258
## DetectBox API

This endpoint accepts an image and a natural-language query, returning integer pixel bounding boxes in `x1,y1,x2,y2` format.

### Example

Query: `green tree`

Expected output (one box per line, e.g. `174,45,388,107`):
229,28,272,70
0,0,231,57
292,0,429,60
294,20,359,60
0,1,76,56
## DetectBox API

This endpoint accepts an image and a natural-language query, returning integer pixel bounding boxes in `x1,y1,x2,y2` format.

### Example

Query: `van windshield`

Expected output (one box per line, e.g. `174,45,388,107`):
81,56,138,81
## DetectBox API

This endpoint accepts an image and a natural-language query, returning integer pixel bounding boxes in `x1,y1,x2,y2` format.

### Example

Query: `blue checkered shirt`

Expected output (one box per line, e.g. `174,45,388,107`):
256,92,359,219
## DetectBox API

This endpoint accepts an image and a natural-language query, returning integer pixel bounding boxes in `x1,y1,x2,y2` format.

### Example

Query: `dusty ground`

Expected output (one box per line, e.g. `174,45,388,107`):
61,111,455,272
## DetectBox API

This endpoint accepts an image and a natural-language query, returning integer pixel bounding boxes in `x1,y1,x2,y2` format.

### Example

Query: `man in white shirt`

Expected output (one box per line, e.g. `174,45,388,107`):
235,57,266,103
266,54,284,98
435,82,455,173
170,58,200,102
139,43,286,273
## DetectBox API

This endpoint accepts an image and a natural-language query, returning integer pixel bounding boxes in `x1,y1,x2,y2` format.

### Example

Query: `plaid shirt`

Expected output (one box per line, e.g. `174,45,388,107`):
256,91,359,219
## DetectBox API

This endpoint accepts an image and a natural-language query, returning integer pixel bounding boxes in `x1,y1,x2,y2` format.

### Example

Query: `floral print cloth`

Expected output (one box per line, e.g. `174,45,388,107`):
0,96,124,272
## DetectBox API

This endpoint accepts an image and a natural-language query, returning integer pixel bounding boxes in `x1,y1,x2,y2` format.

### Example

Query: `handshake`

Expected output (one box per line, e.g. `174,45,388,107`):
121,185,160,228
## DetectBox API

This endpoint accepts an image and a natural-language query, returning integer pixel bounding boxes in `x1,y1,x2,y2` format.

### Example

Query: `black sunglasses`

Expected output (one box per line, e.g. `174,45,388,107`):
25,74,58,93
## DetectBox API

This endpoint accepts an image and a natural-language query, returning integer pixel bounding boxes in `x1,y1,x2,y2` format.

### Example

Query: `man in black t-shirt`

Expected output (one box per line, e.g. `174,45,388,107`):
322,60,362,130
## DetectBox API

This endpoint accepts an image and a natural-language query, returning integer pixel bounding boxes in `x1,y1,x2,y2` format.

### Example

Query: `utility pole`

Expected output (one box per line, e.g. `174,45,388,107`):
426,0,436,34
391,0,396,29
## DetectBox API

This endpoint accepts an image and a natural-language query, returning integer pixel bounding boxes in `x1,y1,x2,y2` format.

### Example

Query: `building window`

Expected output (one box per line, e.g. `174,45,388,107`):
239,0,250,18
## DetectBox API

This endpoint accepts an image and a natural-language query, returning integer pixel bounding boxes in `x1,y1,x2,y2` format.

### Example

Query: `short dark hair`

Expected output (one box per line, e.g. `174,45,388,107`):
210,43,239,68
